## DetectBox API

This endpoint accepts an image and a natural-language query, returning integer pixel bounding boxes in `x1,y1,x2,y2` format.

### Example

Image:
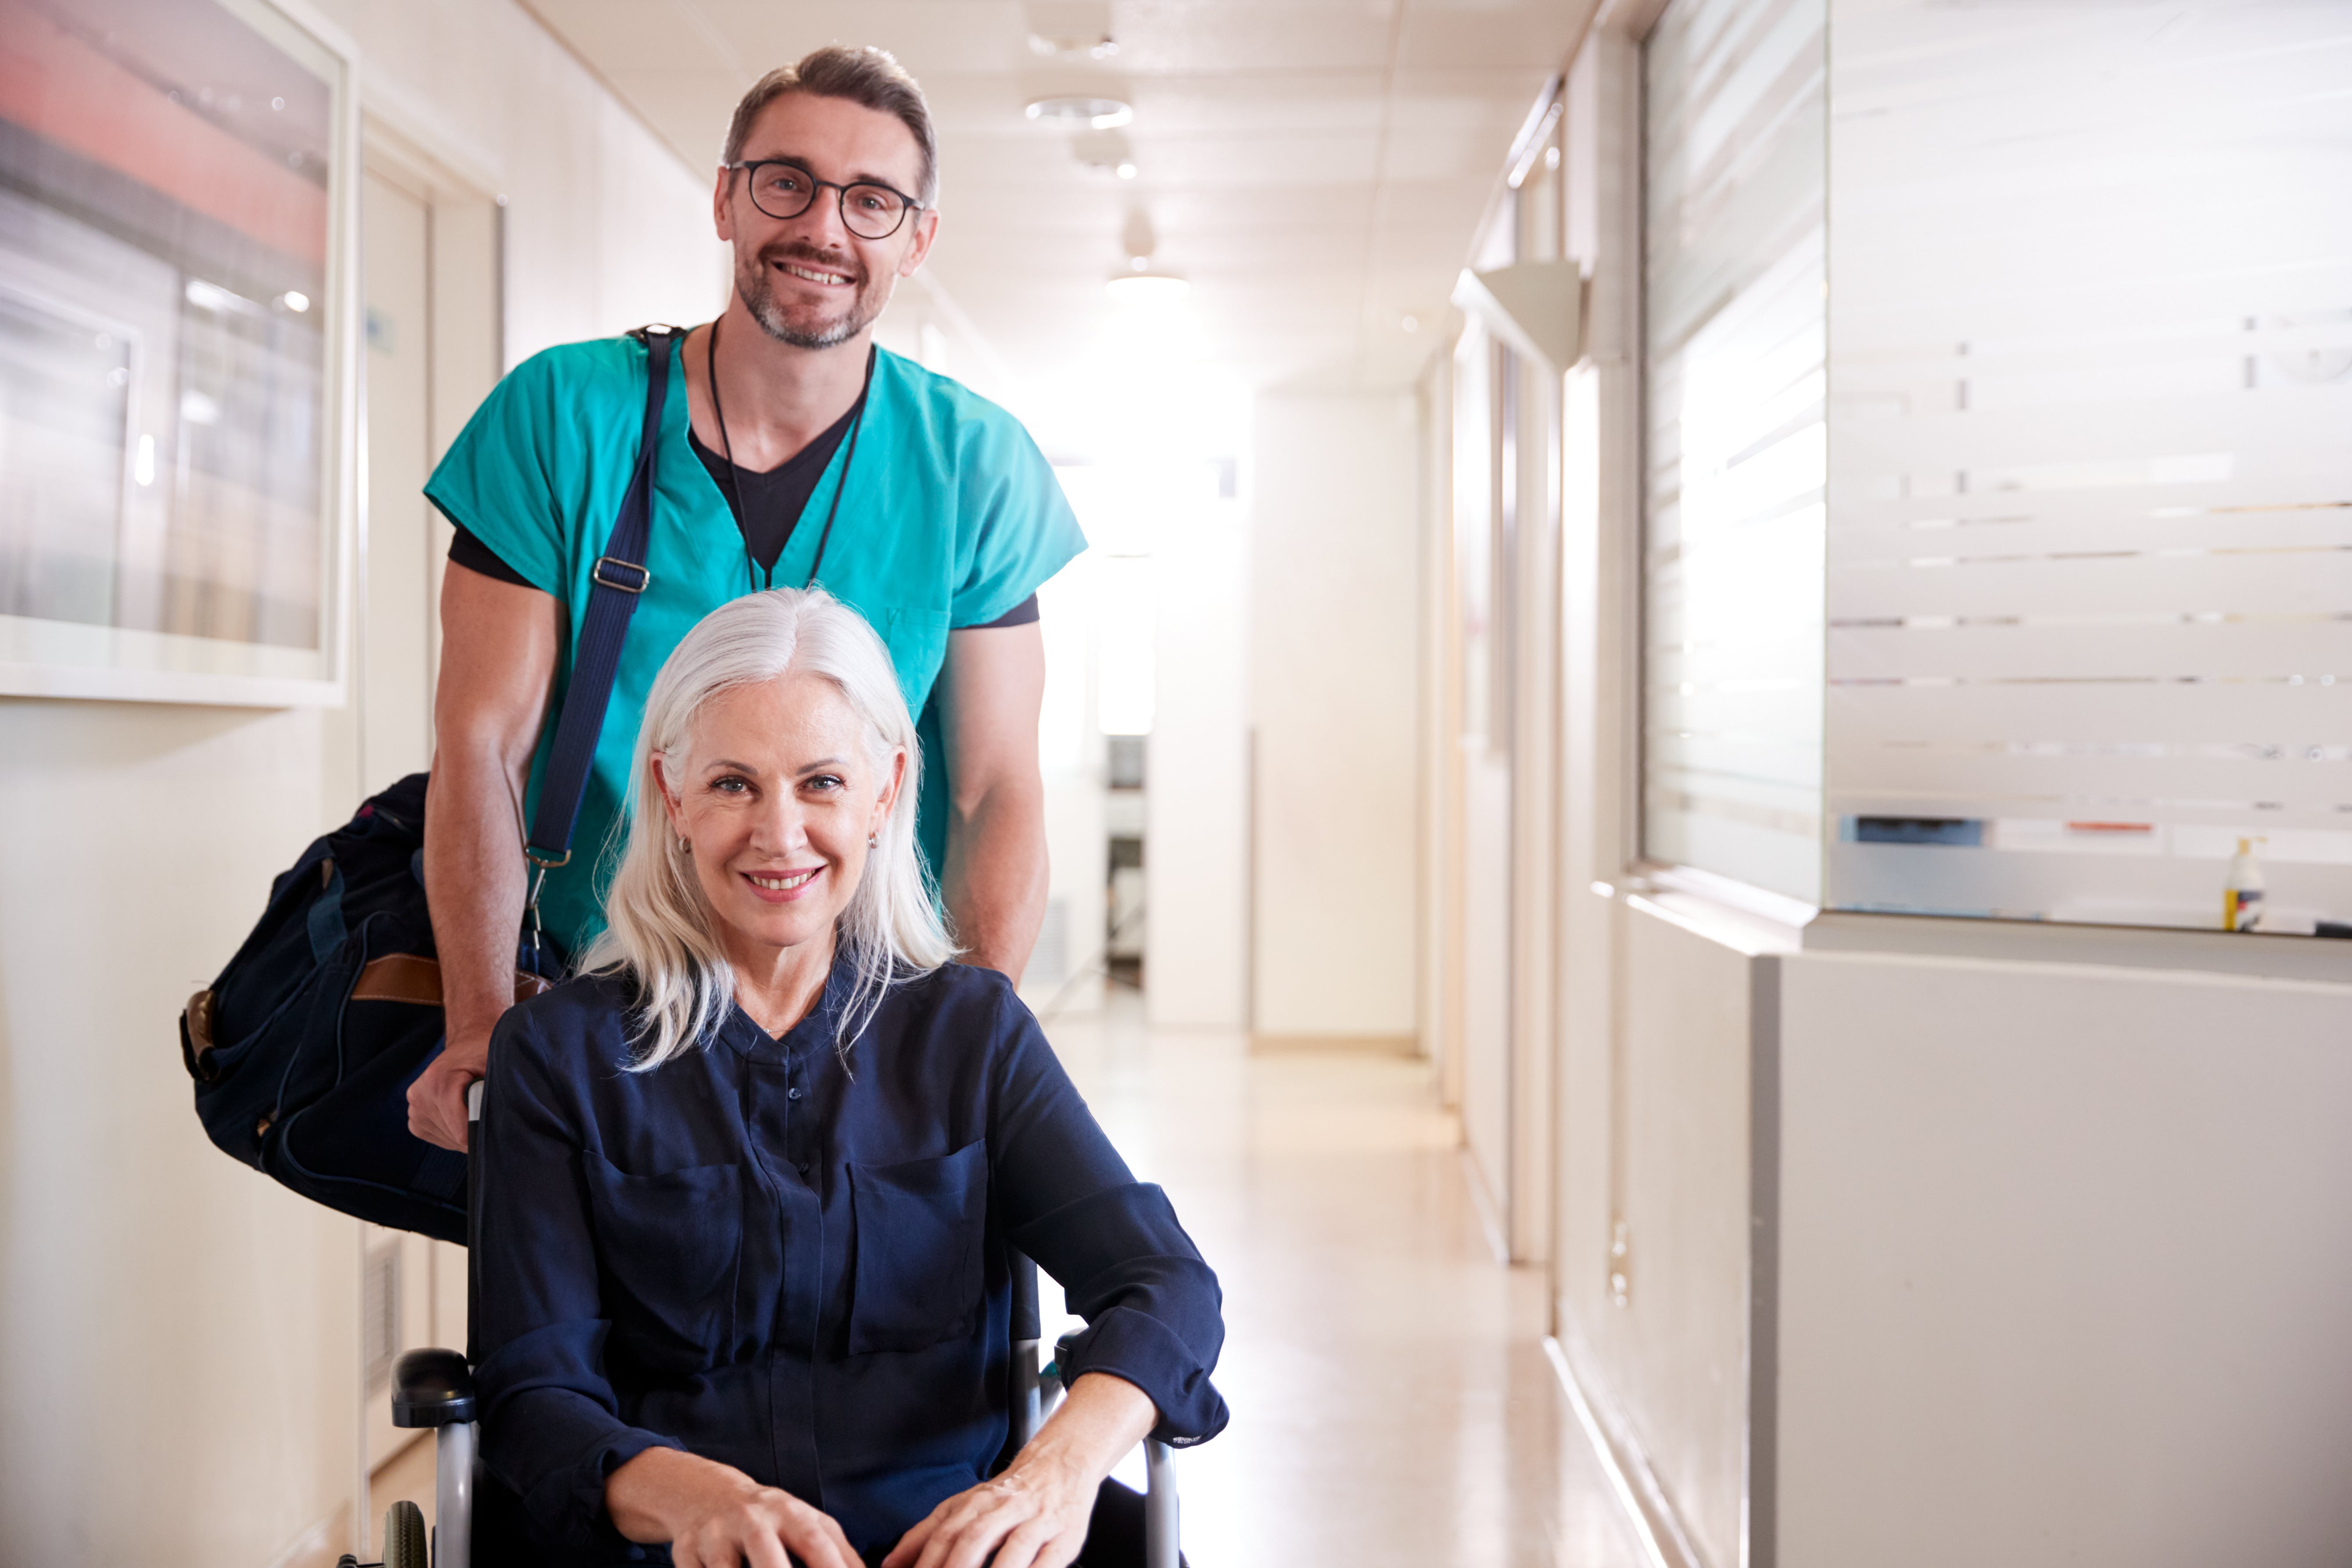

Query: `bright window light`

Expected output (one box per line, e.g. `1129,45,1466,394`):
1096,557,1156,736
1105,273,1188,306
1036,549,1093,773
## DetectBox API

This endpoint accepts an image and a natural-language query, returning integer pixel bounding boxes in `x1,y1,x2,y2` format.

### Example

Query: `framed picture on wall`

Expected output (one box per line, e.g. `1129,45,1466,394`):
0,0,358,704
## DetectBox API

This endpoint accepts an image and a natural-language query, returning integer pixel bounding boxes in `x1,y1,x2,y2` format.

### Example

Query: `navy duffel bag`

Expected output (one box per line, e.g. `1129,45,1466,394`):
178,773,564,1241
177,327,675,1241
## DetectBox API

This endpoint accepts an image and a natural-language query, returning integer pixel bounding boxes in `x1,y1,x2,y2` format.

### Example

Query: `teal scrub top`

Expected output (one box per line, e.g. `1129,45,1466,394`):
424,334,1085,959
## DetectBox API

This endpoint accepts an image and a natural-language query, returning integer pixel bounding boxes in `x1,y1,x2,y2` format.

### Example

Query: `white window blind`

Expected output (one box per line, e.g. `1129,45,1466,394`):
1642,0,1830,904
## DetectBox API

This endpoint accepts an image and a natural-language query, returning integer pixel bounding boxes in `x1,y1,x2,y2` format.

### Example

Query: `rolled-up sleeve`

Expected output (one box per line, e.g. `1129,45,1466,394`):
990,999,1229,1446
475,1012,682,1547
423,347,577,599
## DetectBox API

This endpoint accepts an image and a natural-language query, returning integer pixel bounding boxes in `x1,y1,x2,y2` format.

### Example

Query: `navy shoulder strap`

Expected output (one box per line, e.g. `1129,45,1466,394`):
523,326,674,874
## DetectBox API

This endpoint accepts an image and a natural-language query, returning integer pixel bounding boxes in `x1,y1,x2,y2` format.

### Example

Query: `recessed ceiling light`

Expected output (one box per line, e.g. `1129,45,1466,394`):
1029,33,1118,59
1106,272,1188,304
1116,161,1137,179
1027,96,1132,130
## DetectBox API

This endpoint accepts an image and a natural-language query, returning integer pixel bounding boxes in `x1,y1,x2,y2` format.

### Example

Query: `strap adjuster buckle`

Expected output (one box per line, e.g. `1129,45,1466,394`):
524,847,571,870
593,556,650,594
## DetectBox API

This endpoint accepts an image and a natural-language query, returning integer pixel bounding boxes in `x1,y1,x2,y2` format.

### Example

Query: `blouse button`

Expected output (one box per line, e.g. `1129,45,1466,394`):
787,1087,802,1101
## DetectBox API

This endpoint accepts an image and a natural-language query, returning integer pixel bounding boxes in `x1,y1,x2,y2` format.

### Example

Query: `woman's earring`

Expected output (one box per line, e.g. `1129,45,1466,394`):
678,835,692,855
868,831,879,848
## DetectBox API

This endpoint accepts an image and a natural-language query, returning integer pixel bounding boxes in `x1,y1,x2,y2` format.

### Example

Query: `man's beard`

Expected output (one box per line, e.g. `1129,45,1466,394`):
736,241,881,350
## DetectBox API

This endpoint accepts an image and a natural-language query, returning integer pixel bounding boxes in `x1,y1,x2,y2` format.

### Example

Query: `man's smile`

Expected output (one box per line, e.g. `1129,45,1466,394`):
778,260,855,287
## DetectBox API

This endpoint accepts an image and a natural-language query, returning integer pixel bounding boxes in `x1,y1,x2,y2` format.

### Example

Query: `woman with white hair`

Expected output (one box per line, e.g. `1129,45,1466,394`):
470,587,1226,1568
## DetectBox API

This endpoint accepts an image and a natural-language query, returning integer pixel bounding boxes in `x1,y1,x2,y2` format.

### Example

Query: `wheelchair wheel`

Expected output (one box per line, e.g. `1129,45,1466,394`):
381,1500,427,1568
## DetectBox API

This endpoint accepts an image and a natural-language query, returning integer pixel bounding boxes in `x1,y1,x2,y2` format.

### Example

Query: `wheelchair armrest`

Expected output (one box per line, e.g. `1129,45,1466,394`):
392,1347,477,1428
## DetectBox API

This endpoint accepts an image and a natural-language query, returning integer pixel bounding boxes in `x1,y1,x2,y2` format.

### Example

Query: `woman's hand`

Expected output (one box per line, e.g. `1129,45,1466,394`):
881,1372,1158,1568
879,1456,1096,1568
606,1446,860,1568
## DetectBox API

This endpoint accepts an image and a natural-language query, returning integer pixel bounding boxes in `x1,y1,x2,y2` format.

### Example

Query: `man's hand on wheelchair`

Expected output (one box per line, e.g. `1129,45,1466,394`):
407,1029,490,1152
606,1446,860,1568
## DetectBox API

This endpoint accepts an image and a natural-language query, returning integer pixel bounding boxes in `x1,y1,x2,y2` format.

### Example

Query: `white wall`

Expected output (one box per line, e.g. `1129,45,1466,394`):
0,4,722,1563
1249,390,1420,1039
0,704,361,1568
1561,891,2352,1568
317,0,728,363
1147,487,1249,1027
1552,889,1777,1568
1779,949,2352,1568
1612,899,1764,1568
1025,551,1107,1017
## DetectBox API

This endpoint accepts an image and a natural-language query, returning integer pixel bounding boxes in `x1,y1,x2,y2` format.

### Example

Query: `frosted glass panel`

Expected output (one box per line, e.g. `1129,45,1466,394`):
1825,1,2352,934
1642,0,1829,903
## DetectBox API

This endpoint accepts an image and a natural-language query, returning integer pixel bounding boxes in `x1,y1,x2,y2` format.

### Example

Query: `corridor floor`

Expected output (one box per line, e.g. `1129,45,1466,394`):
1039,992,1646,1568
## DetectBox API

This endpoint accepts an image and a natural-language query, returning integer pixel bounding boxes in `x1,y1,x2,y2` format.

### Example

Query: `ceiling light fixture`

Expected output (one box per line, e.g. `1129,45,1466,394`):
1106,272,1189,305
1027,96,1132,130
1029,32,1118,59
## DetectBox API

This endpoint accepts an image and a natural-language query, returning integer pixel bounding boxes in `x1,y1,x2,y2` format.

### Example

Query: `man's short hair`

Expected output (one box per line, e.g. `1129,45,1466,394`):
723,47,939,207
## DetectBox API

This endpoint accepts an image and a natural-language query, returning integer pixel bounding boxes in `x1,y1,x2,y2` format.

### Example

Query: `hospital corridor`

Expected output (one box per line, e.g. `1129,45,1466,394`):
3,0,2352,1565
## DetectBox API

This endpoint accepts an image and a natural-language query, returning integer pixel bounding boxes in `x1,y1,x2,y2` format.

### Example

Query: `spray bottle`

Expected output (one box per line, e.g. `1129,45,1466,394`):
2224,837,2266,932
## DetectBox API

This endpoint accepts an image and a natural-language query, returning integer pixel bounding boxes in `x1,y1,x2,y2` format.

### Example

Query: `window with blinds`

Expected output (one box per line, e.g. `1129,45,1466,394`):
1824,3,2352,933
1641,0,1830,905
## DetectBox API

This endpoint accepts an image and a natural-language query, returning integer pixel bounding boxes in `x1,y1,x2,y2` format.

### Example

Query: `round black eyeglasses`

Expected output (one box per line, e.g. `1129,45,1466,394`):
727,160,923,240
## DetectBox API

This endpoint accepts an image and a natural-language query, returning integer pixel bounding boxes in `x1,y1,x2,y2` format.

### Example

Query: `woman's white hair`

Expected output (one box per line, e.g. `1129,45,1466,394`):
580,587,955,1067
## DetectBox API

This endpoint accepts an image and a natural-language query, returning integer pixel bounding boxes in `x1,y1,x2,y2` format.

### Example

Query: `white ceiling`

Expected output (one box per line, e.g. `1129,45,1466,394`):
524,0,1595,395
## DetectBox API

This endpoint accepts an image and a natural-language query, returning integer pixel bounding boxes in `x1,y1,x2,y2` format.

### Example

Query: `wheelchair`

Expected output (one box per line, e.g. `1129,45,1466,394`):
342,1090,1180,1568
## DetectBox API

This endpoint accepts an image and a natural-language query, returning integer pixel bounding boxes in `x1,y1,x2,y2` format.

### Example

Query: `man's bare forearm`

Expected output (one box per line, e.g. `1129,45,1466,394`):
942,778,1048,979
935,622,1050,981
412,563,557,1147
423,748,531,1051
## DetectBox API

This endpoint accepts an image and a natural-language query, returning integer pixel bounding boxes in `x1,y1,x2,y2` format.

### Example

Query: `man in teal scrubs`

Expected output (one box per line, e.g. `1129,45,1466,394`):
409,47,1083,1149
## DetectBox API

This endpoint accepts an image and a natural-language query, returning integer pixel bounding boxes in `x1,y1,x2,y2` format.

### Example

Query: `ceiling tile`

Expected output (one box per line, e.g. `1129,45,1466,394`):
688,1,1038,78
1396,2,1590,73
528,2,724,76
1126,74,1388,136
1148,185,1375,233
1132,130,1380,186
1110,0,1400,74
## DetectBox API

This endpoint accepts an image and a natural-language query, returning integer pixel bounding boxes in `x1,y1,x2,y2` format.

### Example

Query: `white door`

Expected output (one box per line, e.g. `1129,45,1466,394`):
1453,328,1514,1230
358,164,442,1476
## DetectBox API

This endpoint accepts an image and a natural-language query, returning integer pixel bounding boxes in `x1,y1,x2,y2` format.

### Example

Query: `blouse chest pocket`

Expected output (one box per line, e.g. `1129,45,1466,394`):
581,1152,741,1371
846,1139,988,1356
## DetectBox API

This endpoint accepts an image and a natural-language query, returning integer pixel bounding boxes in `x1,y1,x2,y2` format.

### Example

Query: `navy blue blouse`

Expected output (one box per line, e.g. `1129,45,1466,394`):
473,953,1228,1561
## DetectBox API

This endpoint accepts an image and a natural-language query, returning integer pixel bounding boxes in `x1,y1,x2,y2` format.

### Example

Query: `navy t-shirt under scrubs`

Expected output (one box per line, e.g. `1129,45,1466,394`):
424,336,1086,957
